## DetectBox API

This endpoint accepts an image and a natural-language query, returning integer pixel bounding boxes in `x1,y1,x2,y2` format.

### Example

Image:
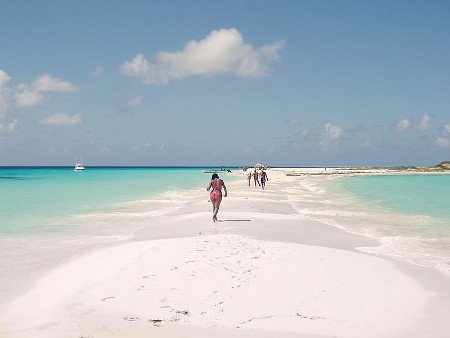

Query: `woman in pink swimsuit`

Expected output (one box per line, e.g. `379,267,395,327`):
207,173,228,222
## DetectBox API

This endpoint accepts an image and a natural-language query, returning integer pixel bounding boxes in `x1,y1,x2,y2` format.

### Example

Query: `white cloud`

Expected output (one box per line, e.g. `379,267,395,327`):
443,124,450,133
92,66,104,77
395,114,433,132
290,127,319,149
324,122,343,139
0,119,18,136
120,28,284,84
31,75,78,93
318,122,344,149
39,113,82,126
0,70,9,86
301,128,315,138
121,54,153,82
417,113,433,130
14,84,45,107
7,119,17,131
13,74,78,108
395,119,412,132
437,137,450,148
128,96,144,106
0,69,78,114
0,69,11,117
286,117,300,125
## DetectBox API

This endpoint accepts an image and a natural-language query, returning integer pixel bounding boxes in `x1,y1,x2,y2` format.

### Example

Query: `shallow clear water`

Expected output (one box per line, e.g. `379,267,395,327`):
284,174,450,276
339,174,450,219
0,167,224,236
0,167,237,301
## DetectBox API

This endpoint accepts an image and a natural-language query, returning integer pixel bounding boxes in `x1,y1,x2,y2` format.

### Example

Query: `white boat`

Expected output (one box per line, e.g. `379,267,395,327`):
74,156,85,171
74,163,85,171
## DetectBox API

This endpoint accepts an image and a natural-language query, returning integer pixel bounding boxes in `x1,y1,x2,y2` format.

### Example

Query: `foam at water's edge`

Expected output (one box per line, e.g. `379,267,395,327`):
285,175,450,277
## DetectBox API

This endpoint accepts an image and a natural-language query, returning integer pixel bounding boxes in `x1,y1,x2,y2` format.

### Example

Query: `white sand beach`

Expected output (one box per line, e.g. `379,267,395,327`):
1,169,450,338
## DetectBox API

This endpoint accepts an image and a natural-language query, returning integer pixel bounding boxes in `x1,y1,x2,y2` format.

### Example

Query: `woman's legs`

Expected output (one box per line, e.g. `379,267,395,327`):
211,196,222,222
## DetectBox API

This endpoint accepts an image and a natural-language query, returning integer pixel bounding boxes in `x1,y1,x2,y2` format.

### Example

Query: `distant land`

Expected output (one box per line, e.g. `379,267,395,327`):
353,160,450,172
275,161,450,177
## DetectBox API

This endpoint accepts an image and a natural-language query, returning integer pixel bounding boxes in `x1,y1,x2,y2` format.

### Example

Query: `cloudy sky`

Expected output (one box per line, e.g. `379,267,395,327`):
1,0,449,166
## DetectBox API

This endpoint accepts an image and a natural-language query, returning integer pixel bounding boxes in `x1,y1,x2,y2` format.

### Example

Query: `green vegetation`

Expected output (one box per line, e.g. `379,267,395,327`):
391,166,418,170
436,161,450,170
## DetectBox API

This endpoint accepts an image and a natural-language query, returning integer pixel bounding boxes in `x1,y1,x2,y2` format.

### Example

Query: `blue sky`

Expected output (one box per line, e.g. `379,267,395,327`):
1,0,449,166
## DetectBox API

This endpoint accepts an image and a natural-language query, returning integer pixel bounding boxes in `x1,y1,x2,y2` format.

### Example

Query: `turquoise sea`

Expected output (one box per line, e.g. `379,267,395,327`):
0,167,214,236
285,174,450,276
2,168,449,299
339,174,450,220
0,167,235,301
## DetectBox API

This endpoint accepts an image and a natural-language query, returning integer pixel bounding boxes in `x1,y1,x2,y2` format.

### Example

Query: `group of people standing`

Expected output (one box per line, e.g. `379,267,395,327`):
247,169,268,190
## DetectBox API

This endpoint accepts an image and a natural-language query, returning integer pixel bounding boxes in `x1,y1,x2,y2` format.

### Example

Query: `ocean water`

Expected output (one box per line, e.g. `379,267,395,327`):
0,167,215,236
284,174,450,276
339,174,450,219
0,167,236,301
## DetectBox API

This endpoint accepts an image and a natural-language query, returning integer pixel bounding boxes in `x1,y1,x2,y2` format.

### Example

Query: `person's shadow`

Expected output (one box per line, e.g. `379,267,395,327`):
215,219,251,223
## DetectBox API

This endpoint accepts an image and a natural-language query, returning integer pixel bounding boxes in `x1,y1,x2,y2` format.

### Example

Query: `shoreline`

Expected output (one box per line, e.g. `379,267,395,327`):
270,166,450,176
0,168,240,304
1,169,450,337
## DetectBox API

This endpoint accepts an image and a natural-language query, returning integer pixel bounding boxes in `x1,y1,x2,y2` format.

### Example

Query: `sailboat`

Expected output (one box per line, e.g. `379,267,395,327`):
74,156,85,171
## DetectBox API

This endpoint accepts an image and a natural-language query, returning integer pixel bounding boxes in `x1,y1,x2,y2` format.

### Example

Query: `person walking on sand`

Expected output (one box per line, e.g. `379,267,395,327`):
207,173,227,222
247,171,252,186
252,170,261,187
260,169,268,190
